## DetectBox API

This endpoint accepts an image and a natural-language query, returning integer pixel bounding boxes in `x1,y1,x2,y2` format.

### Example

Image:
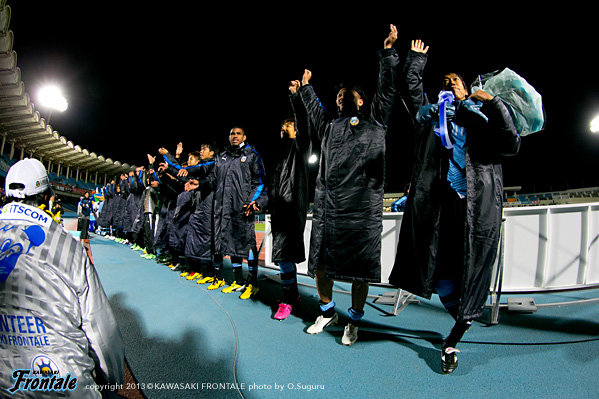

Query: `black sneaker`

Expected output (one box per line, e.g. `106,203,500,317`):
157,254,173,264
441,347,460,374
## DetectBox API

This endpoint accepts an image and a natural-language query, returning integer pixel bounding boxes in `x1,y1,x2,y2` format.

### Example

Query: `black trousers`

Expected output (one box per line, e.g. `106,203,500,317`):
435,182,467,281
142,213,156,254
78,217,90,240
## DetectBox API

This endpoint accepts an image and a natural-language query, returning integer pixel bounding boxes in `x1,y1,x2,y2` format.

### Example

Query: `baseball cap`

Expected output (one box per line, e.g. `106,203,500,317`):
5,158,51,198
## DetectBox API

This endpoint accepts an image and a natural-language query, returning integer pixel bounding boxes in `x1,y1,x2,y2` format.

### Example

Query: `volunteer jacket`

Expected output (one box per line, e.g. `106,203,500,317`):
0,202,124,398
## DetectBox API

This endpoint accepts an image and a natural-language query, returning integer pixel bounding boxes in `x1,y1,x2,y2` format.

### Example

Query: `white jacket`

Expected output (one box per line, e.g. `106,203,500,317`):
0,203,124,398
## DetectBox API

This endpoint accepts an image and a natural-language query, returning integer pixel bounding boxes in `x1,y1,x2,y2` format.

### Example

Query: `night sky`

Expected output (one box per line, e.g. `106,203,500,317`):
7,3,598,193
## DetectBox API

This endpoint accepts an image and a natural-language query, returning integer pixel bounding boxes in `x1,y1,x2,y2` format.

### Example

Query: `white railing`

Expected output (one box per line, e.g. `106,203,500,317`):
263,204,599,316
501,203,599,291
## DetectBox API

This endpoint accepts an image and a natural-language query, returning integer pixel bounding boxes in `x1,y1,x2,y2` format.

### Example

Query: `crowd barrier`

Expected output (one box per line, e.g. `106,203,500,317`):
263,213,402,285
501,203,599,291
262,203,599,320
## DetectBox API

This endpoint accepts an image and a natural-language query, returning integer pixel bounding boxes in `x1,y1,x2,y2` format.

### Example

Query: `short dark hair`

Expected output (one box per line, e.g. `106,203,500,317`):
336,82,368,104
230,126,246,135
281,118,295,127
188,151,202,160
441,72,470,96
201,141,219,155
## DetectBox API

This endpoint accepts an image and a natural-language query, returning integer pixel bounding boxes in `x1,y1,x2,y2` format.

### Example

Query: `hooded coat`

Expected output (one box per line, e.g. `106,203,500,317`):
299,47,398,282
269,92,312,264
204,143,267,258
388,50,520,321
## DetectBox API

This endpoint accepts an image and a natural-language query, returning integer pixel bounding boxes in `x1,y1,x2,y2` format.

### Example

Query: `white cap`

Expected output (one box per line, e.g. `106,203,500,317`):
5,158,51,198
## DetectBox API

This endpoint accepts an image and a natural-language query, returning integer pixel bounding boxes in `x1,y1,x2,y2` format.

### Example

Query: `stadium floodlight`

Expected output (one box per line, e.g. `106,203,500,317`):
591,115,599,134
38,86,68,112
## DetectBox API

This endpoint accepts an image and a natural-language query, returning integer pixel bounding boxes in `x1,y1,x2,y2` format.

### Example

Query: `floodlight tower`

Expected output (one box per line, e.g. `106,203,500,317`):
590,115,599,134
38,85,68,124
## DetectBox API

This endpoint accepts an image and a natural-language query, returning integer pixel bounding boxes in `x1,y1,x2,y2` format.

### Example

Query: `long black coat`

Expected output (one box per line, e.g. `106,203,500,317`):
185,188,214,261
153,173,180,251
97,184,113,228
388,50,520,321
131,170,152,234
159,154,216,256
299,47,398,282
110,187,127,230
204,143,268,258
184,159,216,261
124,172,144,233
269,92,312,264
169,190,192,254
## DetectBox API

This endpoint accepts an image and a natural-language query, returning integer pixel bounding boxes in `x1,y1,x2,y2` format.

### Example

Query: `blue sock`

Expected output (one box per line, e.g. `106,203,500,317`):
348,307,365,325
247,249,259,284
201,260,215,277
232,263,243,282
435,279,460,320
320,300,336,317
214,258,223,279
279,262,295,274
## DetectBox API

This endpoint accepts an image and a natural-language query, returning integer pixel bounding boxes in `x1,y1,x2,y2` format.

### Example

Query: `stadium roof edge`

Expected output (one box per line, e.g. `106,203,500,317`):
0,4,136,179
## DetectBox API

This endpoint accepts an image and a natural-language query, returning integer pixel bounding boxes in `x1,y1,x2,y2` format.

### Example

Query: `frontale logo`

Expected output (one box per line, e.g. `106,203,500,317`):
7,356,77,394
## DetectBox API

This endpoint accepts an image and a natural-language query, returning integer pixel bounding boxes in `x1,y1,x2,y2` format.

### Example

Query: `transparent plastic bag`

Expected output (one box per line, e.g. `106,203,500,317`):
471,68,545,136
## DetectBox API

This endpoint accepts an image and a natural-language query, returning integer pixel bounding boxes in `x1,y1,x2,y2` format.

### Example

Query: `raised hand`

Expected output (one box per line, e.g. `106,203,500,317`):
411,39,429,54
289,80,300,93
384,24,398,49
302,69,312,86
